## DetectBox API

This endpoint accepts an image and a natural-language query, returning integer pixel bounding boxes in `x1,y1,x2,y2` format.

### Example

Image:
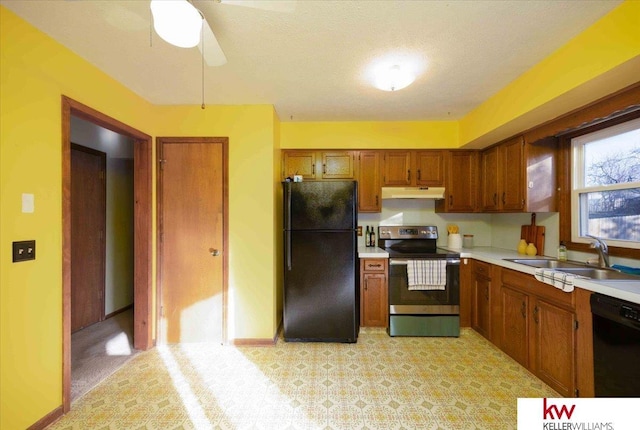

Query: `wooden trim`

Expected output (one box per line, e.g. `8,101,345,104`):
156,137,229,344
27,406,63,430
557,105,640,260
61,96,153,415
104,303,134,320
575,288,594,398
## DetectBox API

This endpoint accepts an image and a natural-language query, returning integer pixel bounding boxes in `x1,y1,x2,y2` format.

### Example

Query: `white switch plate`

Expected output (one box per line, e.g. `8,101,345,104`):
22,193,34,213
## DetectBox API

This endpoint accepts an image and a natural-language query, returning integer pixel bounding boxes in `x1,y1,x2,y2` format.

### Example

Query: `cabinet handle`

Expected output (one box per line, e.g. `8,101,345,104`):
493,193,497,205
449,195,453,206
407,169,411,182
364,279,368,291
375,195,379,206
323,163,326,174
484,286,489,301
502,192,506,205
417,169,421,180
533,305,539,324
369,263,382,268
520,301,526,318
312,165,315,175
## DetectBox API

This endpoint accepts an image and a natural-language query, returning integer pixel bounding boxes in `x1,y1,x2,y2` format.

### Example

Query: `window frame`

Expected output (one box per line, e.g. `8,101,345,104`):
557,109,640,260
569,117,640,249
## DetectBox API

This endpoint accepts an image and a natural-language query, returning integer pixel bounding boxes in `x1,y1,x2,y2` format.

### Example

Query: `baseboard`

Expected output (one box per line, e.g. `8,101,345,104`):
231,323,282,347
27,405,63,430
104,303,133,320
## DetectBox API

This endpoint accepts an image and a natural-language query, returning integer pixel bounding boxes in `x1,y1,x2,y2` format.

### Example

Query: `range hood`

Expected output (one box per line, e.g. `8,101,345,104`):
381,187,446,200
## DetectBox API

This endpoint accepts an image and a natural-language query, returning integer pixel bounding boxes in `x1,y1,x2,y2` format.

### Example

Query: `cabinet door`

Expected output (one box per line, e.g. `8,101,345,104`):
383,151,412,186
361,272,388,327
415,151,444,186
322,151,355,179
283,151,316,180
481,146,500,211
357,151,381,212
500,286,529,367
532,298,576,397
446,151,477,212
501,137,525,211
472,274,491,339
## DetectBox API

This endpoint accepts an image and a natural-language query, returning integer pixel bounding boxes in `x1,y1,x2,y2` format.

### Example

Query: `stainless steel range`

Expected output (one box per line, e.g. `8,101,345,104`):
378,226,460,337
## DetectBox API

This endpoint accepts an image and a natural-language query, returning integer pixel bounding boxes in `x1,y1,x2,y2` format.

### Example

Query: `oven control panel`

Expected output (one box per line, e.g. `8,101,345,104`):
378,225,438,240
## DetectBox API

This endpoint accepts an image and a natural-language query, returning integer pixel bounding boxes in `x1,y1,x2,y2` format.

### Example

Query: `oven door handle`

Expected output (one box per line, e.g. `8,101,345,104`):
389,258,460,265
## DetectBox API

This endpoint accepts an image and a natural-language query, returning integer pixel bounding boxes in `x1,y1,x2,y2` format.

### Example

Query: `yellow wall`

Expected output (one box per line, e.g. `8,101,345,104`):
280,121,459,149
152,105,278,341
459,0,640,146
0,7,156,429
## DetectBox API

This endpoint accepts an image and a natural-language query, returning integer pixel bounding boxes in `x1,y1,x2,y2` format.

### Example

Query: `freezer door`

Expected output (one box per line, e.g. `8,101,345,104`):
284,231,357,342
284,181,357,231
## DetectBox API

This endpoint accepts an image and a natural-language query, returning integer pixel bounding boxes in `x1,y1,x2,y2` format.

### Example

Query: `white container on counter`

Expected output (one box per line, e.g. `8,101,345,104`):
447,233,462,249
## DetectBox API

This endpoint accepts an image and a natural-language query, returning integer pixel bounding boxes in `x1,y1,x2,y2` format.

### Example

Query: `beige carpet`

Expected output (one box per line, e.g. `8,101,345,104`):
71,308,138,401
53,327,558,429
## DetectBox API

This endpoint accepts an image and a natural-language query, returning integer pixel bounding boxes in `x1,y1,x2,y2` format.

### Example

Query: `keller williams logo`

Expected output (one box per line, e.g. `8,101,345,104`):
543,398,576,420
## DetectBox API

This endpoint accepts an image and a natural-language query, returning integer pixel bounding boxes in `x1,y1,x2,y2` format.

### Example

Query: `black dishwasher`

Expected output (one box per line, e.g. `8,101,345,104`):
590,293,640,397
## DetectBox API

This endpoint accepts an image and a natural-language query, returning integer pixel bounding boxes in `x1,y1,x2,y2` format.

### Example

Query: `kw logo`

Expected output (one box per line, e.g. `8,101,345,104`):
543,398,576,420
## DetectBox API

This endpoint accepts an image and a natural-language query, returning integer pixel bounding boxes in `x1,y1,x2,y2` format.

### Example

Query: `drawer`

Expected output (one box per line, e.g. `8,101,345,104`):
362,259,387,272
473,260,491,278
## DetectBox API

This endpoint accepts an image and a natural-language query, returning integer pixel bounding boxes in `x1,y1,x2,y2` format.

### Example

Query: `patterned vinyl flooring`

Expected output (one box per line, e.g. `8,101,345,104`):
48,328,558,429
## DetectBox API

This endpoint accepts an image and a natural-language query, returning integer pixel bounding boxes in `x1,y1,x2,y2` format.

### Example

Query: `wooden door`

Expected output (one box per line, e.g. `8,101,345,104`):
158,138,226,344
383,150,412,186
361,273,387,327
472,273,491,339
500,286,529,367
321,151,355,179
481,146,500,211
357,151,381,212
446,151,477,212
415,150,444,186
501,137,525,211
532,298,576,397
71,144,106,332
283,151,316,180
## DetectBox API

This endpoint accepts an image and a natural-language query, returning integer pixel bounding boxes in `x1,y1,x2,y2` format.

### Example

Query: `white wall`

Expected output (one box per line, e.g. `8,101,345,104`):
70,116,134,315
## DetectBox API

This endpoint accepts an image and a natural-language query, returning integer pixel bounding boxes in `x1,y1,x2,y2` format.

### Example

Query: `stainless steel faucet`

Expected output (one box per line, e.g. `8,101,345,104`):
586,235,610,268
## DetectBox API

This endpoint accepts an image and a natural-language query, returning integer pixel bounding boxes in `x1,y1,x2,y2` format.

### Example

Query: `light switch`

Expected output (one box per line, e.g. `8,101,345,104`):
22,193,34,213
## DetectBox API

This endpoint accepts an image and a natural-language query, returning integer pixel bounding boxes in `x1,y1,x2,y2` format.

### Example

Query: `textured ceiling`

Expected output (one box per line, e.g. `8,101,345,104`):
1,0,623,122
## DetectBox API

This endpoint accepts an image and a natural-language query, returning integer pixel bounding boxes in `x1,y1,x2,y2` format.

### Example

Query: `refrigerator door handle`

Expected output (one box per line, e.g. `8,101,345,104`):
286,230,292,270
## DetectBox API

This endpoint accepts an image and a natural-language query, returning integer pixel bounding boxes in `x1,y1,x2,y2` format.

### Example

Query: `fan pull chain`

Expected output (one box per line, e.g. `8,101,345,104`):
201,23,205,110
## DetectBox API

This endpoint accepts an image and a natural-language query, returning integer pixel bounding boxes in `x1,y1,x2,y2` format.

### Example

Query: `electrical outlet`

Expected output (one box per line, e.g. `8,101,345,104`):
357,226,363,236
13,240,36,262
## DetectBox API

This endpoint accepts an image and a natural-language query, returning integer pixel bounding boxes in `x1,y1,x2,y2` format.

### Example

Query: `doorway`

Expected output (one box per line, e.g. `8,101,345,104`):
157,137,228,344
61,96,153,412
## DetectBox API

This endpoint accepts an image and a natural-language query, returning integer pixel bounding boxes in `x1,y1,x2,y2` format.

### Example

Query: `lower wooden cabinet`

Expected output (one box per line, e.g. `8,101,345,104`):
360,259,388,327
471,260,492,339
499,268,577,397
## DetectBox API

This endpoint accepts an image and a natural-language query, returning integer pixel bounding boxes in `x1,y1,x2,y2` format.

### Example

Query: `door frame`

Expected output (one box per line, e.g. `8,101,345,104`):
61,96,153,413
156,137,229,344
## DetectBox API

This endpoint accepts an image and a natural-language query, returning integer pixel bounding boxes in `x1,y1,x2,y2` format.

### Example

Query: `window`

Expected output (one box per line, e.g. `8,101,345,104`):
571,117,640,249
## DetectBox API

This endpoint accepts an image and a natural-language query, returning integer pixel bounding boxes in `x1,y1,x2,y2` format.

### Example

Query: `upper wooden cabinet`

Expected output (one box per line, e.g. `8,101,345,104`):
382,150,444,187
481,136,557,212
357,151,381,213
282,150,355,181
436,150,478,213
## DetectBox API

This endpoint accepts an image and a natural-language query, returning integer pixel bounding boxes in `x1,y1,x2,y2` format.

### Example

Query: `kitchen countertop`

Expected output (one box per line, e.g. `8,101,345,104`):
358,245,640,304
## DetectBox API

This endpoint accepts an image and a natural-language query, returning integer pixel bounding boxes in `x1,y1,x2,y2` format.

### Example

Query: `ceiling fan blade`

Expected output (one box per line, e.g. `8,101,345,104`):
199,18,227,67
219,0,296,13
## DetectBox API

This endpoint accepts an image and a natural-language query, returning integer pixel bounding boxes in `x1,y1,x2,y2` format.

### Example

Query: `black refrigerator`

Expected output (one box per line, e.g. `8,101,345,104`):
283,181,359,343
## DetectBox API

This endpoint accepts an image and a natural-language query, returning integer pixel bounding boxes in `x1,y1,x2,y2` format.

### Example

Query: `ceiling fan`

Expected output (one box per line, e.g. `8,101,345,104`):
150,0,296,67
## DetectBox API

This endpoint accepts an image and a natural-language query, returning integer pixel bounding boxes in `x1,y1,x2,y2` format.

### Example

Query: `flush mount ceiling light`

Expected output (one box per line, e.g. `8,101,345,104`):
150,0,203,48
374,64,415,92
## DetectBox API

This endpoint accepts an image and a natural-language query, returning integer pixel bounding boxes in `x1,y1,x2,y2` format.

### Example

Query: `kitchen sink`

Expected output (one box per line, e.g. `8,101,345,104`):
503,258,587,269
551,267,640,281
504,258,640,281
